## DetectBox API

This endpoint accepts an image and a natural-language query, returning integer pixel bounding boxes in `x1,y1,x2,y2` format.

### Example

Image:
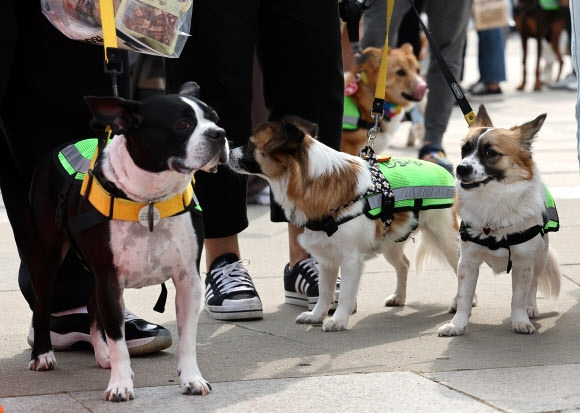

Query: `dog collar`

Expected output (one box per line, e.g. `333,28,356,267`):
81,171,197,229
65,139,200,230
383,101,402,120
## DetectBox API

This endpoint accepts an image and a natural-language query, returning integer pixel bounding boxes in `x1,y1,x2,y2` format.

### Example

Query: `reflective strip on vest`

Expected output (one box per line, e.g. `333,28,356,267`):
544,185,559,232
392,185,455,203
377,158,455,211
342,96,361,130
58,138,99,180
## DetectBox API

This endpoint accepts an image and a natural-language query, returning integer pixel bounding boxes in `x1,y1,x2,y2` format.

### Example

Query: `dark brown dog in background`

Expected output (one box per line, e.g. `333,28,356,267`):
513,0,566,91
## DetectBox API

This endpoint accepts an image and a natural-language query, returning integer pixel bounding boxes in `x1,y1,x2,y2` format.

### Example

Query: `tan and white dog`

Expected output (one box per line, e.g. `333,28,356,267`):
341,44,427,156
230,117,460,331
438,105,561,336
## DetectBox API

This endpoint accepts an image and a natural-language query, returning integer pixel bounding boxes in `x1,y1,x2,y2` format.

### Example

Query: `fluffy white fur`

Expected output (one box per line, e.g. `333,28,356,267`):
229,119,460,331
438,106,561,336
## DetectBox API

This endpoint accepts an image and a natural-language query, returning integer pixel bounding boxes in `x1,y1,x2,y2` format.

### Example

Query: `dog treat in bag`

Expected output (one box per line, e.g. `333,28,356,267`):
40,0,192,57
62,0,104,26
115,0,193,57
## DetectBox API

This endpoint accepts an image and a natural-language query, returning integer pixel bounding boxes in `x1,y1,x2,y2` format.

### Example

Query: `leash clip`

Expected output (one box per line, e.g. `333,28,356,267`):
103,47,124,97
365,111,383,152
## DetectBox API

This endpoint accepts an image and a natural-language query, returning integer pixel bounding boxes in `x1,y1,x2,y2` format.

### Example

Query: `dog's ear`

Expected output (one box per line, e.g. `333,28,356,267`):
179,81,201,98
513,113,546,154
278,117,307,151
84,96,142,134
358,47,382,70
399,42,414,55
471,104,493,128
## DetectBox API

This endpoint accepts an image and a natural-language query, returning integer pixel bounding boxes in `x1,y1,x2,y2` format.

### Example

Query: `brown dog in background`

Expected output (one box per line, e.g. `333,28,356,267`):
513,0,566,91
340,44,427,156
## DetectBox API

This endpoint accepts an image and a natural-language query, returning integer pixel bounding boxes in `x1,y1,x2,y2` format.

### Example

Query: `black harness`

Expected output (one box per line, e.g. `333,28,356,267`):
303,147,395,237
459,214,552,273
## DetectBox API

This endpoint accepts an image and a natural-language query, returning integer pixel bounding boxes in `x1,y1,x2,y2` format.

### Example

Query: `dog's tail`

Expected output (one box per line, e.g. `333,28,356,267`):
416,209,459,275
537,247,561,299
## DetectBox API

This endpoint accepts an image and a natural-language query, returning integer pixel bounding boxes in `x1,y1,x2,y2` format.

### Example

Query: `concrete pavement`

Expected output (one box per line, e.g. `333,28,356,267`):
1,30,579,412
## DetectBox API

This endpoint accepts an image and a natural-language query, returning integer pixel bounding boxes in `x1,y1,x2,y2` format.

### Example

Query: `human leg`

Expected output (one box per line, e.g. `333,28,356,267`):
571,0,580,167
477,28,506,85
165,0,263,320
258,0,344,309
468,27,506,99
419,0,473,172
361,0,411,49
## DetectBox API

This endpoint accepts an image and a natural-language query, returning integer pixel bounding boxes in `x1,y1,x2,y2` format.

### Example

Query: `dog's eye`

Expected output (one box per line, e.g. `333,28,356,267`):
175,120,191,129
396,69,406,77
486,148,499,157
461,143,472,158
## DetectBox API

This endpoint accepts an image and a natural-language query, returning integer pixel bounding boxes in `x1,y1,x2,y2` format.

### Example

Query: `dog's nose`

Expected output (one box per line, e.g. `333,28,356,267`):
414,81,427,101
456,164,472,177
207,129,226,140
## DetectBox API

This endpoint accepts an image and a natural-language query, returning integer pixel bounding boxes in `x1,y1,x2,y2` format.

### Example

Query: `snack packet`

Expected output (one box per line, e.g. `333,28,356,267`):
41,0,193,57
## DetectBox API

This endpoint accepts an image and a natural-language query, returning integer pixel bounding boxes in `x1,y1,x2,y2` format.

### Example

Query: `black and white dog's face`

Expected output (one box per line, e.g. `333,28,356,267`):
85,82,228,175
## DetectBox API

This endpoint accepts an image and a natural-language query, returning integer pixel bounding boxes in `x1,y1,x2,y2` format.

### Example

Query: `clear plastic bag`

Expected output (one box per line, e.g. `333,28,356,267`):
41,0,193,58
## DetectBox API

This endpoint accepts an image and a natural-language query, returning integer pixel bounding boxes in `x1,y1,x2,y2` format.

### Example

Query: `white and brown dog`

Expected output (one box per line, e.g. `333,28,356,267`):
341,44,427,156
230,117,460,331
438,105,561,336
25,82,226,400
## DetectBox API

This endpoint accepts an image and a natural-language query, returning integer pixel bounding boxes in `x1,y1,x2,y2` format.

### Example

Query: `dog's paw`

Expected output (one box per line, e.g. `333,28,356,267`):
94,350,111,369
181,376,212,396
512,320,535,334
448,298,458,313
322,318,348,332
104,384,135,402
296,311,324,325
29,351,57,371
527,306,539,319
437,323,466,337
384,294,405,307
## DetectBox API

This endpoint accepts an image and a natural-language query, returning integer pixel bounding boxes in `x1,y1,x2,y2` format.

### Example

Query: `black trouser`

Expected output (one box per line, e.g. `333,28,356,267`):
0,1,130,312
165,0,344,236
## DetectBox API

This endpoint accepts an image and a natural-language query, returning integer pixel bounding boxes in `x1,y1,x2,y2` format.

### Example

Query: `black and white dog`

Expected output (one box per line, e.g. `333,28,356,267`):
25,82,227,401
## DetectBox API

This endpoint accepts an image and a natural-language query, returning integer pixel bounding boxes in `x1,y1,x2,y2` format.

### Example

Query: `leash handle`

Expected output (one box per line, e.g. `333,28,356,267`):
365,0,394,154
406,0,475,126
371,0,394,116
100,0,123,97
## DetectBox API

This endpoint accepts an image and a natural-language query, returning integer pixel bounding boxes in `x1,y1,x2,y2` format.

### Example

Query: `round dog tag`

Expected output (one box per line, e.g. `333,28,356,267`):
139,204,160,231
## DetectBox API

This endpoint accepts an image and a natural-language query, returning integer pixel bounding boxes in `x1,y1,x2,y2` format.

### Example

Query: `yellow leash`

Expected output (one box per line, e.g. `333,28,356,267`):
99,0,123,97
366,0,394,151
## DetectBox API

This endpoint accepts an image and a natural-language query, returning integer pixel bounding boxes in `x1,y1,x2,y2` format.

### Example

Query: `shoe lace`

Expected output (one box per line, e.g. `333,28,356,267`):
210,259,256,295
298,257,319,283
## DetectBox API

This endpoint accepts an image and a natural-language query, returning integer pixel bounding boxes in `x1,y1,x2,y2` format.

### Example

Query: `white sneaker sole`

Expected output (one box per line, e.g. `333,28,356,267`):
284,291,339,311
204,297,263,320
28,326,172,355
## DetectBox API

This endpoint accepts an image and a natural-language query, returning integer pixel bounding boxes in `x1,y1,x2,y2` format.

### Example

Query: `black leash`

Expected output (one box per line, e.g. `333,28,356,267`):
406,0,476,125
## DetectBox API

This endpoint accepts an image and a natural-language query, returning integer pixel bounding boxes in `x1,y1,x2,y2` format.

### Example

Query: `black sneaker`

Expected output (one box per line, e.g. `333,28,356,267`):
28,307,172,355
204,253,263,320
284,257,339,311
